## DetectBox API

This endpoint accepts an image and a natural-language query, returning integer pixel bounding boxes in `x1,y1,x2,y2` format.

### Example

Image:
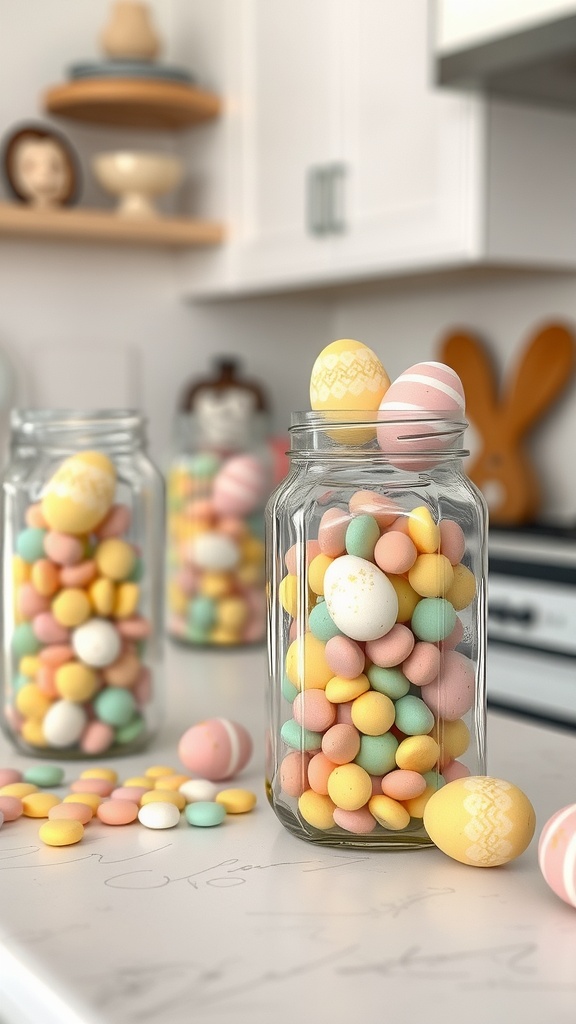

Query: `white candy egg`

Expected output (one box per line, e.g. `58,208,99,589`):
323,554,398,642
138,802,181,829
42,700,88,748
187,531,240,571
72,618,122,668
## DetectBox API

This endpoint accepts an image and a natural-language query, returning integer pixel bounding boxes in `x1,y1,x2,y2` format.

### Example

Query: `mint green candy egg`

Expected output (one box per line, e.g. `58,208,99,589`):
185,801,226,827
23,764,65,787
188,595,216,632
281,719,323,751
355,732,398,775
345,514,380,560
94,688,136,728
309,601,342,643
115,715,145,745
411,598,456,642
394,694,435,736
16,527,47,563
367,664,410,700
12,622,41,657
282,674,298,703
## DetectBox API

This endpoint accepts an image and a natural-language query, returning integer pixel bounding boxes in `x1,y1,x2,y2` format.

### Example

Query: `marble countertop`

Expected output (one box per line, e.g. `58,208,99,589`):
1,644,575,1024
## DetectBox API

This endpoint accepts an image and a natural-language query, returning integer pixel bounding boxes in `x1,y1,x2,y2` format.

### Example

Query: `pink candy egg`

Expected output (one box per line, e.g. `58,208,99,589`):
321,723,360,765
402,641,441,686
381,769,427,801
178,718,253,781
377,362,465,464
422,651,475,721
18,582,50,619
43,531,84,566
97,799,139,826
439,519,466,565
280,751,311,798
442,759,471,782
348,490,399,528
60,560,98,588
325,635,365,679
95,503,132,539
374,531,417,575
0,768,23,787
333,806,377,834
318,507,349,557
538,804,576,909
284,539,321,575
212,455,268,517
0,795,24,821
293,689,337,732
307,752,336,795
80,721,115,755
48,802,93,824
365,623,415,668
33,612,70,645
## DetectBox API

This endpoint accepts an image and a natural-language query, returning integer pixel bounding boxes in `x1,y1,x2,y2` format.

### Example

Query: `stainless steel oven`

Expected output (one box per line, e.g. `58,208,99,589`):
487,525,576,728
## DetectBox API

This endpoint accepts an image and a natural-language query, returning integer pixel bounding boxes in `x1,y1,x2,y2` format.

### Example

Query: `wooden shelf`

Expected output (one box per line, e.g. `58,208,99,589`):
0,202,224,248
43,78,222,130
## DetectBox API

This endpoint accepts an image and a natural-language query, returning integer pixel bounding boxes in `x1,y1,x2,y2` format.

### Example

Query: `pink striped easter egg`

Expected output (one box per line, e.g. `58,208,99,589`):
538,804,576,909
212,454,269,517
377,361,465,465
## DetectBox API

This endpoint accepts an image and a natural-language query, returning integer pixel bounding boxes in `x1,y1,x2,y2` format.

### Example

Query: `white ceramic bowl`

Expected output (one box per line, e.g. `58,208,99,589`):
92,151,184,216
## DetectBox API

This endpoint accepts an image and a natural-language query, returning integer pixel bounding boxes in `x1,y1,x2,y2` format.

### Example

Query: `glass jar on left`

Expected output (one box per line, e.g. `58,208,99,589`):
0,410,165,758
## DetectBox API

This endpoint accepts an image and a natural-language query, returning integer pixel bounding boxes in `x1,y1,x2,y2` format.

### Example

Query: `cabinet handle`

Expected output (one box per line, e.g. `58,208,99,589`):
326,163,347,234
306,166,331,235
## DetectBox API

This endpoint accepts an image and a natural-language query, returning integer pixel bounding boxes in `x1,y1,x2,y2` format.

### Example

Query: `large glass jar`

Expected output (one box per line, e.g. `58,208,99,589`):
266,411,488,849
0,409,164,758
166,358,272,647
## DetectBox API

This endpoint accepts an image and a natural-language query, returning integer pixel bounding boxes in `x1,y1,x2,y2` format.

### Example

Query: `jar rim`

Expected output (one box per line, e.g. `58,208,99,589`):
289,410,468,429
9,408,147,452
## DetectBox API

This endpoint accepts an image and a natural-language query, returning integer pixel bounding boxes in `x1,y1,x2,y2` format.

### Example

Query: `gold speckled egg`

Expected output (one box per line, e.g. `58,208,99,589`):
42,451,116,534
423,776,536,867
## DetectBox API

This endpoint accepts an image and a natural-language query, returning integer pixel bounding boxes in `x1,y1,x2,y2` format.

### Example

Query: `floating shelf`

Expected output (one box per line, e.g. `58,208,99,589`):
43,78,222,130
0,202,224,248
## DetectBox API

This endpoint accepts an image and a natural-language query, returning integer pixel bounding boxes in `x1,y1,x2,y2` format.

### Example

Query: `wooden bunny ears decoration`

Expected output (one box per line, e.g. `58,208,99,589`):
439,323,576,525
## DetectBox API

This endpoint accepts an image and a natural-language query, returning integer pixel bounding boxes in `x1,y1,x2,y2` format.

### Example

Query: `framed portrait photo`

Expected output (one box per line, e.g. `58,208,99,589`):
1,122,81,208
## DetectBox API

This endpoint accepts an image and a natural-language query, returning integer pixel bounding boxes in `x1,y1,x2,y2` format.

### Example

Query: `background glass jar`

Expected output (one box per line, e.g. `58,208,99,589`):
1,409,164,758
266,411,488,849
165,358,272,648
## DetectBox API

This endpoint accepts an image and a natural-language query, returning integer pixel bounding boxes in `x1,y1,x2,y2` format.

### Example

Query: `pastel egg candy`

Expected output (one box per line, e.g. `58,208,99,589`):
138,802,181,829
423,776,536,867
97,799,139,825
365,623,415,668
185,801,227,827
324,635,365,679
39,819,84,847
309,339,390,413
538,804,576,909
421,651,475,721
323,554,398,642
42,700,88,748
215,788,257,814
178,718,253,780
41,451,116,534
188,532,240,572
72,618,121,668
212,454,268,517
376,361,465,464
317,507,350,557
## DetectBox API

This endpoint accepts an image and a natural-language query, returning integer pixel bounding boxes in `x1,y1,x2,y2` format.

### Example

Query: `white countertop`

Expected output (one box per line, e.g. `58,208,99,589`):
1,644,575,1024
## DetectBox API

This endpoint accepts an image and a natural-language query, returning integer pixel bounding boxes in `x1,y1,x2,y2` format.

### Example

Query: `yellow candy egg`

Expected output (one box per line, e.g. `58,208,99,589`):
423,776,536,867
285,633,333,691
445,563,477,611
41,451,116,534
310,339,390,413
114,581,140,618
52,588,91,628
408,506,440,554
95,539,136,581
298,790,335,830
408,554,454,598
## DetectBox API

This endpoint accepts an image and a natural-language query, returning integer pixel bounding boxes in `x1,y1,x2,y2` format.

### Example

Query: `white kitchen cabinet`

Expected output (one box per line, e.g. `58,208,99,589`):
181,0,576,298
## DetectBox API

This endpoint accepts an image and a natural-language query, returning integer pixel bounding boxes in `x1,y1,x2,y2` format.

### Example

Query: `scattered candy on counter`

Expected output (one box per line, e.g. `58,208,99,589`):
422,776,536,867
166,450,268,647
6,450,156,757
0,755,258,847
538,803,576,909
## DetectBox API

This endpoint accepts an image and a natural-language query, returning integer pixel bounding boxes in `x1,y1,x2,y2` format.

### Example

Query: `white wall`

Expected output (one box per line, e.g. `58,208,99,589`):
1,2,576,525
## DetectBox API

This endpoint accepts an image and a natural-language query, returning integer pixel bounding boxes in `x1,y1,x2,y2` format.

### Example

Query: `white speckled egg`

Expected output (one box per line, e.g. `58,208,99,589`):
187,531,240,572
323,554,398,642
423,776,536,867
538,803,576,909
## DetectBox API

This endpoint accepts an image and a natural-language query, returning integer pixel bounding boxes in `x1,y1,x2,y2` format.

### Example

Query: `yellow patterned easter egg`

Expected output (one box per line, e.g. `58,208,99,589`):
423,776,536,867
310,339,390,413
42,452,116,535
